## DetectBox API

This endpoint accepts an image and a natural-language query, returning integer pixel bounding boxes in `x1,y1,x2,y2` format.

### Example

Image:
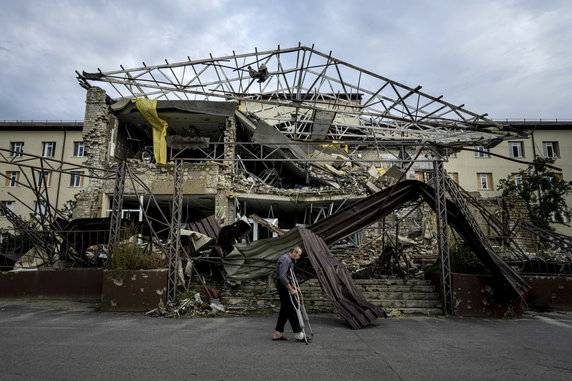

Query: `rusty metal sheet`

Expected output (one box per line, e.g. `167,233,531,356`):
298,226,386,329
309,179,530,300
188,215,221,239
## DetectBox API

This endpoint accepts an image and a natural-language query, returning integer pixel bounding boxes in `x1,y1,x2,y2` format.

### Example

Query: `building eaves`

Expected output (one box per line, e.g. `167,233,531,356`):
0,121,83,130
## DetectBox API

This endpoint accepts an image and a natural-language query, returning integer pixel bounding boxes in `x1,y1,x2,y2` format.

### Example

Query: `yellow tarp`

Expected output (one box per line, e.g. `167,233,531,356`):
132,98,168,164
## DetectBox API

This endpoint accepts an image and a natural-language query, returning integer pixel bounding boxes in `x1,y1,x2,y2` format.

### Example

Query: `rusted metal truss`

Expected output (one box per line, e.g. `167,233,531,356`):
0,149,173,267
433,160,453,315
76,44,513,145
167,160,184,303
308,179,531,301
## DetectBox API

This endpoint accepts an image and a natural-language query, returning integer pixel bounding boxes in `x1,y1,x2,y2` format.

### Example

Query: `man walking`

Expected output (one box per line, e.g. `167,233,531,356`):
272,246,305,341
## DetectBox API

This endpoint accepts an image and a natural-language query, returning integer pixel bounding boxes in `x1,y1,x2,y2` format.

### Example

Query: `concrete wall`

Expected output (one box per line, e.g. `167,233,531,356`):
0,127,87,229
524,275,572,311
0,269,102,299
1,270,570,316
428,273,572,317
101,269,167,312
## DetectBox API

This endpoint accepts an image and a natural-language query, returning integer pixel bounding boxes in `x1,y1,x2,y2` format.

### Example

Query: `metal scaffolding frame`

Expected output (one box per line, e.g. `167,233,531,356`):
77,44,511,146
167,160,184,303
433,160,453,315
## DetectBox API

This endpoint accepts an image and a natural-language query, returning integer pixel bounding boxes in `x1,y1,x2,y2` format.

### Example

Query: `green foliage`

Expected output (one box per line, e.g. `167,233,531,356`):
109,224,165,270
449,241,490,274
58,199,77,219
0,219,40,256
423,240,490,275
498,157,572,231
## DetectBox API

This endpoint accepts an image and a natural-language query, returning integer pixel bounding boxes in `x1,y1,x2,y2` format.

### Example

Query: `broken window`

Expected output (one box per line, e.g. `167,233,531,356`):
248,217,279,241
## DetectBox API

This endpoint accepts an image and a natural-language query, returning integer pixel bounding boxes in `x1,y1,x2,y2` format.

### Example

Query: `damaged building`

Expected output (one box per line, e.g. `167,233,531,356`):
2,46,571,324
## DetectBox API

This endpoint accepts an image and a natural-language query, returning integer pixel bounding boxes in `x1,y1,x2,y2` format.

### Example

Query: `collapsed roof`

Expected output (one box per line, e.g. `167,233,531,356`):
77,45,514,147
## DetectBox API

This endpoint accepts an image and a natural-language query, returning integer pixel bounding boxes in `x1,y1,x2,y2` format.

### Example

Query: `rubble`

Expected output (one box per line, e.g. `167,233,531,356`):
145,290,228,318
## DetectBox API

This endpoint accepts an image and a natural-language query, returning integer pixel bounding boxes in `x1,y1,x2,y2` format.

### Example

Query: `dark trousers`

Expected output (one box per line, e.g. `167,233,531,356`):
275,281,301,333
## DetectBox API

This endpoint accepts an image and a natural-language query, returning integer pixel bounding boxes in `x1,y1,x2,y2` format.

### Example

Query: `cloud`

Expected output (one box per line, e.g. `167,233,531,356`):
0,0,571,120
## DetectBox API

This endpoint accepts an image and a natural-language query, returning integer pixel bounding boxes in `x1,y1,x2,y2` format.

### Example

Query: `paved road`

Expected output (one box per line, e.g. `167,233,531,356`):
0,300,571,380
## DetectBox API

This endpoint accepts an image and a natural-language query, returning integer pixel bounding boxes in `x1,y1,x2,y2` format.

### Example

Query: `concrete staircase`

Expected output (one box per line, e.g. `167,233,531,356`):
301,278,443,317
355,278,443,316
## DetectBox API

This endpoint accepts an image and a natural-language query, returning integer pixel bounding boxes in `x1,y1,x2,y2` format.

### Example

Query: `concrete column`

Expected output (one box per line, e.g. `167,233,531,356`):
214,116,237,225
73,87,113,219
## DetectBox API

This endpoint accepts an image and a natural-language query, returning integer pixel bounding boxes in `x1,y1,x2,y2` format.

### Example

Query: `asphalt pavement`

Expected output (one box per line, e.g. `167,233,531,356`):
0,300,571,380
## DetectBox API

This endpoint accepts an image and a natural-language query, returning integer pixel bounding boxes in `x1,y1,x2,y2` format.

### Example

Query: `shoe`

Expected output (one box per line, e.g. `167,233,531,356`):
272,336,288,341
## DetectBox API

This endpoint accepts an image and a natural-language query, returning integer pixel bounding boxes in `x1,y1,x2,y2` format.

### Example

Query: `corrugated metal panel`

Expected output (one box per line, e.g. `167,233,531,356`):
223,229,303,283
298,227,386,329
308,180,530,300
188,215,221,239
223,227,385,329
221,180,529,328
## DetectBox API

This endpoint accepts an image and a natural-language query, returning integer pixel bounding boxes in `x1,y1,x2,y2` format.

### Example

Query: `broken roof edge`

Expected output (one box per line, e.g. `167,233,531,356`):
112,99,238,117
77,45,503,138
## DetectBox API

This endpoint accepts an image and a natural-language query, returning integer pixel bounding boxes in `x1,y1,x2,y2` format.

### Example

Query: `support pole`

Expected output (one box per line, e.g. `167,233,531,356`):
167,160,184,303
433,160,453,316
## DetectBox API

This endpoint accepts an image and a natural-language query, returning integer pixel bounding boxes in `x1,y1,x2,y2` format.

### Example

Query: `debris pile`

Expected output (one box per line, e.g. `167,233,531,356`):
145,289,227,318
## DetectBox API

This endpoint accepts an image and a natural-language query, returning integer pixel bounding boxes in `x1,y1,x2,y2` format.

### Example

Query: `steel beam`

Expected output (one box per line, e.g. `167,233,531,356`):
433,160,453,316
167,160,184,303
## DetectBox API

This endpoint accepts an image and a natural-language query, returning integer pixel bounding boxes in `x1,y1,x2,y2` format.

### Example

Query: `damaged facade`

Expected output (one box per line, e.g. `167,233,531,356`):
2,46,570,323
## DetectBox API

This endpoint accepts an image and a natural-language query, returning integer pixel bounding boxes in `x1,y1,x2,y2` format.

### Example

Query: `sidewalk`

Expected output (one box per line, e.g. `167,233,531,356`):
0,300,571,380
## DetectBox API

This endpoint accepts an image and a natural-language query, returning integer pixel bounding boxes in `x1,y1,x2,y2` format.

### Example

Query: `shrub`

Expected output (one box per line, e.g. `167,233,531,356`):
109,224,165,270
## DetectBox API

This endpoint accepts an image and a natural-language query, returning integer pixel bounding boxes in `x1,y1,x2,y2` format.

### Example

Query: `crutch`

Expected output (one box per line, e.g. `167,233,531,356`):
289,268,314,344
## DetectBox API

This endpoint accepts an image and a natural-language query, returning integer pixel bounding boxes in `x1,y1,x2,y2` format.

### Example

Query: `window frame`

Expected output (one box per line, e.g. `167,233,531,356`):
6,171,19,187
69,171,84,187
512,173,523,186
508,141,524,158
0,200,15,217
38,171,51,187
73,141,85,157
474,146,490,158
542,141,560,159
34,201,47,217
42,141,57,158
477,173,493,190
10,142,24,157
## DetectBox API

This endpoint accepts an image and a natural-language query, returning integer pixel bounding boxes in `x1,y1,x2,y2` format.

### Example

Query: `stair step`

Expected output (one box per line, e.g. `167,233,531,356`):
356,285,436,293
370,299,442,308
302,285,437,294
385,307,443,316
365,292,440,300
353,279,434,286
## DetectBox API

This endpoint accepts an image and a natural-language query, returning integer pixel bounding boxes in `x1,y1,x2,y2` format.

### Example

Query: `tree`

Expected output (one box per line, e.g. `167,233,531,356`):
498,157,572,231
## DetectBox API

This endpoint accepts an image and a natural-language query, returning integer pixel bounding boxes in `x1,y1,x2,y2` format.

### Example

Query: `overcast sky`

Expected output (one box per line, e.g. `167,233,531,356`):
1,0,571,122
